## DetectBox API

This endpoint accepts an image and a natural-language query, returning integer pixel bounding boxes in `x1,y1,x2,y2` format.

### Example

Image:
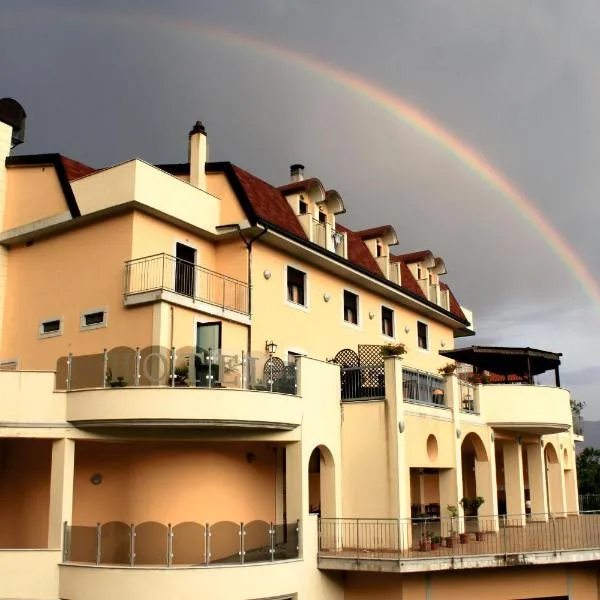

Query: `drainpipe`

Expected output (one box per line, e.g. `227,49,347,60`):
217,223,268,359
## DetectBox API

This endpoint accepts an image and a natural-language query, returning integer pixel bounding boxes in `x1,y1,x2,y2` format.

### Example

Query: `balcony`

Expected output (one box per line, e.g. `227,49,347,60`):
124,254,250,323
56,346,301,430
318,513,600,573
64,519,299,566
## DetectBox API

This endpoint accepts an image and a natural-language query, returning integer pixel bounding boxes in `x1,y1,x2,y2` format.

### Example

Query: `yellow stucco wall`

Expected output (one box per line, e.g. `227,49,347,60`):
1,213,153,369
251,242,455,366
206,172,247,225
3,166,69,231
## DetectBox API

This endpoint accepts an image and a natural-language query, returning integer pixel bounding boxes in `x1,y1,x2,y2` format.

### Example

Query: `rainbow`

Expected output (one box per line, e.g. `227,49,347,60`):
13,8,600,308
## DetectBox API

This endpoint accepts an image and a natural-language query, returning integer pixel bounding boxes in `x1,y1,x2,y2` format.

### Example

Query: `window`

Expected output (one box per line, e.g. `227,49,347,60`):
376,242,383,257
318,210,326,223
417,321,428,350
287,266,306,306
298,200,308,215
81,308,108,331
287,351,301,364
39,318,62,337
343,290,359,325
381,306,394,337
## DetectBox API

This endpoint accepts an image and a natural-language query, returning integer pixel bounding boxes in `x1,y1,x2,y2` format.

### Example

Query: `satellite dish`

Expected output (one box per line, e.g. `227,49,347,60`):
0,98,27,148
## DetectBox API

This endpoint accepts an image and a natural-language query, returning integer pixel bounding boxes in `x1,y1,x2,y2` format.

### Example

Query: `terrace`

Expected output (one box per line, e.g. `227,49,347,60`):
318,513,600,572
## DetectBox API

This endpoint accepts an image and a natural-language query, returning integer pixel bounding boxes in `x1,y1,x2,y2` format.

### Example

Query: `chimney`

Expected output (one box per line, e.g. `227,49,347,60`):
188,120,208,189
290,163,305,182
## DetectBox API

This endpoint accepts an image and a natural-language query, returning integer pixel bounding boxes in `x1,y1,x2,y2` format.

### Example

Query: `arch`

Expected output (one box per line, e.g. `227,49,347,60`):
544,442,559,464
332,348,359,367
461,432,489,462
307,444,336,519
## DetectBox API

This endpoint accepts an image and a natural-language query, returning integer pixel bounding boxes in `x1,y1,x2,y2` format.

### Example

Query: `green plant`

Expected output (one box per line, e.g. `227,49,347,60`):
438,362,457,375
431,535,442,544
381,342,407,357
446,504,459,519
460,497,472,511
471,496,485,513
174,366,189,378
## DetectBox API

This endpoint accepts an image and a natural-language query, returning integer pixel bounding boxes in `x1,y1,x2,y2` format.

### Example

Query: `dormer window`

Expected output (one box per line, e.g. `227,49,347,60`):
318,211,326,223
376,242,383,257
417,265,422,279
299,199,308,215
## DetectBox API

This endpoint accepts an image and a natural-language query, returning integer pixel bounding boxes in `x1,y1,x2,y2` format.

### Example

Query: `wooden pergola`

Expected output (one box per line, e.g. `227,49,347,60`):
439,346,562,387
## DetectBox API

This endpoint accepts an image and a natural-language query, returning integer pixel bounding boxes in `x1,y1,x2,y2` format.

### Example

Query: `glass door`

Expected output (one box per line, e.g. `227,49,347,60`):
195,322,221,387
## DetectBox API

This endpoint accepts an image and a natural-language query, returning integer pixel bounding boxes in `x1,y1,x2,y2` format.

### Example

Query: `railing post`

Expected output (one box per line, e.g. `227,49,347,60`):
356,518,360,565
241,350,246,390
134,347,141,387
296,519,300,558
169,347,176,388
62,521,69,562
102,348,108,388
240,522,245,564
66,353,73,391
130,524,136,567
95,523,101,565
222,276,226,311
167,523,173,567
269,359,274,393
205,523,210,566
270,522,275,562
161,254,166,290
207,348,213,389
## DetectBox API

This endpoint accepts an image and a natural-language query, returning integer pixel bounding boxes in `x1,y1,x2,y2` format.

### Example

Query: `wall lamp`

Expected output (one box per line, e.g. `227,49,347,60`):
265,341,278,355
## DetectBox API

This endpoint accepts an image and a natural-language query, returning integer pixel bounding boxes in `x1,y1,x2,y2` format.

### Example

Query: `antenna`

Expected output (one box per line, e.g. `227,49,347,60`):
0,98,27,148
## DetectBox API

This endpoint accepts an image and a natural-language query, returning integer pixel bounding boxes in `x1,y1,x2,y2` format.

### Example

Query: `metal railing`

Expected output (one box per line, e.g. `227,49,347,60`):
318,513,600,564
55,346,298,395
311,219,327,247
402,367,446,406
458,379,477,413
573,412,584,436
124,254,250,315
579,495,600,512
64,519,299,566
340,365,385,401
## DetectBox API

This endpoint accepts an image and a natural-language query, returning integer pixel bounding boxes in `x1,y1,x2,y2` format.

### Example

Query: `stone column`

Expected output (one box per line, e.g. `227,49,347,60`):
0,122,13,354
383,355,410,549
47,438,75,549
526,442,549,521
503,440,526,526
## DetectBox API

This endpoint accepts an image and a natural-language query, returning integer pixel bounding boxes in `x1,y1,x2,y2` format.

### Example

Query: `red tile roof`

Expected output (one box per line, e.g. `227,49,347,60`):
232,166,307,238
357,225,395,240
440,282,467,321
396,250,433,263
277,177,324,195
59,155,95,181
336,224,382,276
162,160,469,326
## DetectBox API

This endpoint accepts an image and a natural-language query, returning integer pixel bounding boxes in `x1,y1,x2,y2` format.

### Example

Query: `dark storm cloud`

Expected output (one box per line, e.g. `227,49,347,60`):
2,0,600,413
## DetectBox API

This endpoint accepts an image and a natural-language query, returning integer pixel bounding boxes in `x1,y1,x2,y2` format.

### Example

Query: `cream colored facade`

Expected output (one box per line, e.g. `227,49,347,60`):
0,105,596,600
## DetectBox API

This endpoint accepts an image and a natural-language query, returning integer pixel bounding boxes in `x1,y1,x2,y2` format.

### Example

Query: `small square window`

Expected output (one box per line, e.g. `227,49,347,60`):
298,200,308,215
287,267,306,306
382,307,394,337
417,321,428,350
344,290,359,325
39,318,62,338
81,308,108,331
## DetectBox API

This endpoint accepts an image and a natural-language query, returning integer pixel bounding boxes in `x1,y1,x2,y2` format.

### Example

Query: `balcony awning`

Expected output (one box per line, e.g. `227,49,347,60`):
439,345,562,386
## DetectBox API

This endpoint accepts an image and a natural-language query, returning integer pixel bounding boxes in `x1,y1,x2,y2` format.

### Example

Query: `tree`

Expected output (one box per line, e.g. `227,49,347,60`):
576,447,600,495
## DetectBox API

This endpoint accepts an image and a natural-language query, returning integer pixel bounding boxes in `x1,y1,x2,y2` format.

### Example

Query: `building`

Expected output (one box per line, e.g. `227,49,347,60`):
0,98,596,600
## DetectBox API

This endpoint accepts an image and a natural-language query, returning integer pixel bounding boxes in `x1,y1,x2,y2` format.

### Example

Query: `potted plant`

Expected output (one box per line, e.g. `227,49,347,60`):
469,373,490,384
106,368,127,387
438,362,457,375
445,505,459,547
471,496,487,540
418,531,433,552
172,365,189,387
431,535,442,550
381,343,407,358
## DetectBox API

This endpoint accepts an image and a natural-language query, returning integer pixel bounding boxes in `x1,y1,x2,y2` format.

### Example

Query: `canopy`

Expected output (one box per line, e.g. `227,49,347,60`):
439,345,562,386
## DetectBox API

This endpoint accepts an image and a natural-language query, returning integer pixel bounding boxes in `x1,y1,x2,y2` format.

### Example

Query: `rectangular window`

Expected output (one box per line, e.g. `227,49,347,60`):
298,200,308,215
287,267,306,306
318,211,326,223
381,306,394,337
376,242,383,257
417,321,428,350
40,318,62,337
81,308,108,331
343,290,359,324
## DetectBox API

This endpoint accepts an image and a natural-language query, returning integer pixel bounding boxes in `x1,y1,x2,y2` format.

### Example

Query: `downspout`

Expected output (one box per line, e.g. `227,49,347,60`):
218,223,268,358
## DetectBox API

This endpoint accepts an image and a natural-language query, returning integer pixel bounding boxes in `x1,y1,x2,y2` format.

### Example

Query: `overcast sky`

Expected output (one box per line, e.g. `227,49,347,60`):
3,1,600,415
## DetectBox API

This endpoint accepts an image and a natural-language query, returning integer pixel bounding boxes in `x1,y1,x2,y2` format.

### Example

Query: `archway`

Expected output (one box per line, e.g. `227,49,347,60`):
544,442,565,515
461,433,492,527
307,445,336,519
